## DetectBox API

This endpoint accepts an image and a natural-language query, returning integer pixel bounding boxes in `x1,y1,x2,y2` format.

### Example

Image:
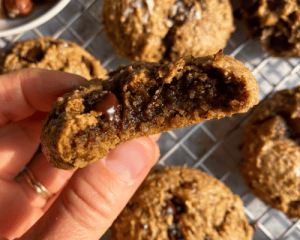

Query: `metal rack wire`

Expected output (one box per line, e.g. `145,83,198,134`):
2,0,300,239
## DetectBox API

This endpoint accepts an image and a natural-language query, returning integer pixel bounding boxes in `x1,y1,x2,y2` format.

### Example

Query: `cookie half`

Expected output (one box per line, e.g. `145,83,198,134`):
0,37,107,80
111,165,253,240
41,53,259,170
240,0,300,57
102,0,234,62
242,86,300,218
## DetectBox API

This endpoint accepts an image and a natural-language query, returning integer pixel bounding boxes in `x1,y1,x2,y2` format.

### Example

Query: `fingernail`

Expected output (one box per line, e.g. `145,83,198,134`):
104,138,153,182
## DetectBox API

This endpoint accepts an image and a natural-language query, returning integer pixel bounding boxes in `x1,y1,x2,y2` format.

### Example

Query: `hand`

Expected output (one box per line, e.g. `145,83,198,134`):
0,69,160,240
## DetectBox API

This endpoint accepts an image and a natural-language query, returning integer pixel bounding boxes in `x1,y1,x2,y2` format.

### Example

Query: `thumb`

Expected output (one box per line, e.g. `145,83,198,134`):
20,137,160,240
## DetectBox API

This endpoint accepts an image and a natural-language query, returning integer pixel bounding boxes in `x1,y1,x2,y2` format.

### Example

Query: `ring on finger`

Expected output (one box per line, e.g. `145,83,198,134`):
17,166,53,200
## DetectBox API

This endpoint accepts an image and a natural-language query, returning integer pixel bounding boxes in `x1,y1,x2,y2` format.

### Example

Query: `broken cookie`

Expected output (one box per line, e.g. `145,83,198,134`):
41,53,259,170
111,165,253,240
0,37,107,80
242,86,300,219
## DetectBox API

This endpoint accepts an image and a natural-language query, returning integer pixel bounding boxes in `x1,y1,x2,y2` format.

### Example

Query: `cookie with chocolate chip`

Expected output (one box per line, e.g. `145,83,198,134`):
240,0,300,57
242,86,300,219
102,0,235,63
111,165,253,240
0,37,107,80
41,53,259,170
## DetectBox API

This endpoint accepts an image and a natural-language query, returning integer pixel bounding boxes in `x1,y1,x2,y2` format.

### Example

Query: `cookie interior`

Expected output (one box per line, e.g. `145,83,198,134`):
65,63,247,167
42,54,258,169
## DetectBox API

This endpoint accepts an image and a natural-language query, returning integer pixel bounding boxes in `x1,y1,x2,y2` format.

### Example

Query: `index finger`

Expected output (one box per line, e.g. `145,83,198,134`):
0,68,86,127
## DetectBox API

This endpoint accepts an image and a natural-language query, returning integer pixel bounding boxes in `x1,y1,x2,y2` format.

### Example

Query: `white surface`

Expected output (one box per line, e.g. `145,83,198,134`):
0,0,70,37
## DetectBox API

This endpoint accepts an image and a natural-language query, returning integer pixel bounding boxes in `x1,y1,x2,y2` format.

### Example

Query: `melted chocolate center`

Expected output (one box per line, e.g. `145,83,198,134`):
93,92,120,123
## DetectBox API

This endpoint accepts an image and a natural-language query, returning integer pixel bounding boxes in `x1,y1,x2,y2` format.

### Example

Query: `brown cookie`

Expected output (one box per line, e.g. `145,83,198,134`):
242,86,300,219
111,165,253,240
240,0,300,57
102,0,235,62
0,37,107,80
41,53,259,170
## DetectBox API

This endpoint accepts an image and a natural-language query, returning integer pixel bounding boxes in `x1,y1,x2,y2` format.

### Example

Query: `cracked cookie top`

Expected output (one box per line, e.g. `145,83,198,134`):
242,86,300,219
111,165,253,240
102,0,234,62
0,37,107,80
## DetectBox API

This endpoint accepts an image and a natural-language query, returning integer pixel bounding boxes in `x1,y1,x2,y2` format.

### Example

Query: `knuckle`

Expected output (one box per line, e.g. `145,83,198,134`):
60,176,115,229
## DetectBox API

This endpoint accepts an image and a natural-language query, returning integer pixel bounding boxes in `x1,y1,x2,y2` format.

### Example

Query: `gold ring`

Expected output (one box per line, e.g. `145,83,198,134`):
20,167,53,199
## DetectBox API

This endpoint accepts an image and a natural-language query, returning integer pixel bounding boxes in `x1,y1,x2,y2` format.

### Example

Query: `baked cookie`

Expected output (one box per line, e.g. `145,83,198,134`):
111,165,253,240
41,53,259,170
240,0,300,57
102,0,235,63
0,37,107,80
242,87,300,219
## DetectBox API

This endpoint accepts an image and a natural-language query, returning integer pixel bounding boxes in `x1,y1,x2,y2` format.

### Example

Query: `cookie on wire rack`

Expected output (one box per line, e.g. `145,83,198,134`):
102,0,234,63
0,37,107,80
240,0,300,57
111,165,253,240
242,86,300,219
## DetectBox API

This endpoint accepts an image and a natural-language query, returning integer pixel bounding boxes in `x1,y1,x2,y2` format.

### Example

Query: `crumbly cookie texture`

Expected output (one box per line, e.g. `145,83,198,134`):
242,87,300,219
41,54,259,170
111,166,253,240
240,0,300,57
102,0,234,63
0,36,107,80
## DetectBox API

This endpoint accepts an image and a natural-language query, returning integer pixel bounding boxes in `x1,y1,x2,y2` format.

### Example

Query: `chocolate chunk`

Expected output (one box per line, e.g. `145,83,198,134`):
168,223,184,240
182,181,194,190
171,197,186,215
163,201,176,215
93,92,120,123
82,56,93,76
24,44,44,63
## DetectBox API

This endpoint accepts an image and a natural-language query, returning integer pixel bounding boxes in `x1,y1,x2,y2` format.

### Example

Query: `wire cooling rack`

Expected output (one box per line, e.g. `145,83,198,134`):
2,0,300,239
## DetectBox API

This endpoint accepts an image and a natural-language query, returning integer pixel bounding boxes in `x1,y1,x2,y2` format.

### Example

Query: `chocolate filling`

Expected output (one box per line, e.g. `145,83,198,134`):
68,65,247,155
93,92,121,123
